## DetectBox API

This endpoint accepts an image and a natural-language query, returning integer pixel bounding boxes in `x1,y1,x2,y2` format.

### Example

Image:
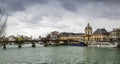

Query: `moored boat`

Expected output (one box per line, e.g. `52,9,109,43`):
88,42,118,48
67,42,87,46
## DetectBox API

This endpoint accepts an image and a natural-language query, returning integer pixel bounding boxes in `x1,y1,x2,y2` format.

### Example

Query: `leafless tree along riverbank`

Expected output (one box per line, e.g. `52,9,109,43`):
0,8,8,46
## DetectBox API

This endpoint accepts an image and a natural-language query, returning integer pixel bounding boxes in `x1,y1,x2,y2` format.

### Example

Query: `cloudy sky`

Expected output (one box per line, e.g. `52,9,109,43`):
0,0,120,38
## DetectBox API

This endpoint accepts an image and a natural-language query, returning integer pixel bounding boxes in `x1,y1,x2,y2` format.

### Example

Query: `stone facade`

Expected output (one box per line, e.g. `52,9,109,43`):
59,23,110,44
59,32,84,42
83,23,109,44
109,28,120,42
83,23,93,43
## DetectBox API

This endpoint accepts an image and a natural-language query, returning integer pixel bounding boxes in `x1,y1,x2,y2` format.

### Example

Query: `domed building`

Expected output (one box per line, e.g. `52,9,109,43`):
85,23,92,35
83,23,93,43
92,28,109,42
83,23,109,44
55,22,110,44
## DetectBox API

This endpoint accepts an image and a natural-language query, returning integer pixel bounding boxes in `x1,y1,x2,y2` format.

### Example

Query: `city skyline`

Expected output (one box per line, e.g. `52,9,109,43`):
0,0,120,38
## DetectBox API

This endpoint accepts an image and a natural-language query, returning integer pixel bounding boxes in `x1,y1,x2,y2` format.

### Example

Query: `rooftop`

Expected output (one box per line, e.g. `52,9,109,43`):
93,28,108,34
59,32,84,36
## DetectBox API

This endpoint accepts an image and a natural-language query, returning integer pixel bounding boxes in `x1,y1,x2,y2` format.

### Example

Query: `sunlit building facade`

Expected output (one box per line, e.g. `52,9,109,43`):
59,23,110,44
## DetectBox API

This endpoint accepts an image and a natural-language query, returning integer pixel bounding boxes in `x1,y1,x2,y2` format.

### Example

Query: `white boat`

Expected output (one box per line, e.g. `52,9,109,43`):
89,42,118,48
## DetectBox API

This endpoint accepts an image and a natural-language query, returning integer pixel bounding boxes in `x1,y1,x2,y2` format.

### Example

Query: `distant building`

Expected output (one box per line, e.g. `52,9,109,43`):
83,23,109,43
17,35,32,40
109,28,120,42
110,28,120,39
47,31,59,40
46,23,116,44
23,36,32,40
7,35,16,41
92,28,109,42
83,23,93,43
59,23,110,44
59,32,84,42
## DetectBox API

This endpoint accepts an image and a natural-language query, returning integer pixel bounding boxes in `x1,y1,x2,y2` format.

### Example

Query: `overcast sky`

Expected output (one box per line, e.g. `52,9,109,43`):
0,0,120,38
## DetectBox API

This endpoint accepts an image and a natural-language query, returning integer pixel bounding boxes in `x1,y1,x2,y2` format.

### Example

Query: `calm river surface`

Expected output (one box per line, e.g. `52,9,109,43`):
0,45,120,64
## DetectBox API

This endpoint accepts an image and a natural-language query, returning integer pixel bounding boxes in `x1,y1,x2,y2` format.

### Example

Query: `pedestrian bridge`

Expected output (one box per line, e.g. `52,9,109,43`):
0,39,86,49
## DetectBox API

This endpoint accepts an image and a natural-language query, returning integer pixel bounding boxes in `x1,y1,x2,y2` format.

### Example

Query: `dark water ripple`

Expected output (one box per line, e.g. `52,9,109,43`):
0,46,120,64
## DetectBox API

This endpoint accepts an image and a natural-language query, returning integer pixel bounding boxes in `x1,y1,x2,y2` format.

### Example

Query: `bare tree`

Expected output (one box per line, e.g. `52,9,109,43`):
0,8,8,45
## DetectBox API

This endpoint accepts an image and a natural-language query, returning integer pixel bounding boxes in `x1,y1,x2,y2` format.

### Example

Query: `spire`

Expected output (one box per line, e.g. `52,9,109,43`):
87,22,90,26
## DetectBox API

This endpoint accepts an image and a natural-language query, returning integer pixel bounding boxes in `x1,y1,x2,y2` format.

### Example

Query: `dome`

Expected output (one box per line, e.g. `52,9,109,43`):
85,23,92,30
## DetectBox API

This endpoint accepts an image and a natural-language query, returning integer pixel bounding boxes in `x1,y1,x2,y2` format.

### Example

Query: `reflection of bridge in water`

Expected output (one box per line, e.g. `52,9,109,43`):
0,39,86,49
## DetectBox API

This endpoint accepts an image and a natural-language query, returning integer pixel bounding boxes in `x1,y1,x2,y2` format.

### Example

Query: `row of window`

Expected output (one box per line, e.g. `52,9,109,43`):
86,31,92,34
94,38,107,41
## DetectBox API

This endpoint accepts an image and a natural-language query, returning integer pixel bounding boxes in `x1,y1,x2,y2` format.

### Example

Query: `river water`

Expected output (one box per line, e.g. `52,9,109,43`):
0,45,120,64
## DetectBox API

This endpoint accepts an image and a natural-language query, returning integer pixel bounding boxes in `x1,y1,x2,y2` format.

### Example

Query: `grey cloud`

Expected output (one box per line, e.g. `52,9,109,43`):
58,0,120,19
2,0,120,37
58,0,82,11
1,0,120,13
17,1,64,25
1,0,120,19
0,0,48,13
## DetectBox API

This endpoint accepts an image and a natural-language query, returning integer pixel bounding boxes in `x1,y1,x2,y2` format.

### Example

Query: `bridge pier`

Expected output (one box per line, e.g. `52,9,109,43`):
32,42,36,47
18,42,22,48
3,43,6,49
43,41,48,47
